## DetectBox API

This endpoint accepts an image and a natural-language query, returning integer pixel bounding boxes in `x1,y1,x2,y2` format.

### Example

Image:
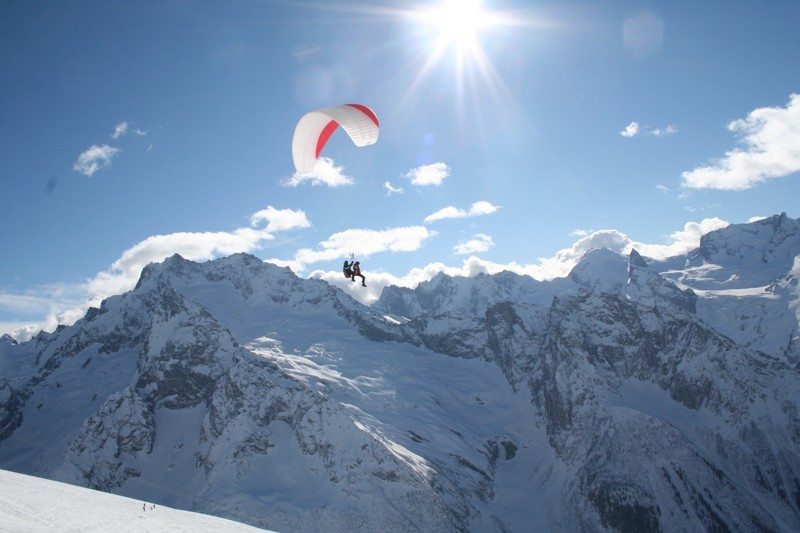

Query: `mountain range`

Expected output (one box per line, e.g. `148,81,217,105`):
1,212,799,532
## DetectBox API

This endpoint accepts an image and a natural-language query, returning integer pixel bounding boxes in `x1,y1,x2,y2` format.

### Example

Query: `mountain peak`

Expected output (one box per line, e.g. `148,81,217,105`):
687,213,800,288
568,248,628,294
628,248,649,268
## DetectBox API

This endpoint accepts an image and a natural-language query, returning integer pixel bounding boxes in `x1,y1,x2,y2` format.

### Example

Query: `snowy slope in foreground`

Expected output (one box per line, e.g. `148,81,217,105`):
0,469,273,532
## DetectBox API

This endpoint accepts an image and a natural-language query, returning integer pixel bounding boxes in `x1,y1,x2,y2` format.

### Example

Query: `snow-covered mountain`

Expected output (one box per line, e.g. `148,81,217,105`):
1,213,799,532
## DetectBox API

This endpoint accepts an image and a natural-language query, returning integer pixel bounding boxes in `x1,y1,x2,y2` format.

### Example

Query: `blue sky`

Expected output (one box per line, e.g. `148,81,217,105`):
2,0,799,339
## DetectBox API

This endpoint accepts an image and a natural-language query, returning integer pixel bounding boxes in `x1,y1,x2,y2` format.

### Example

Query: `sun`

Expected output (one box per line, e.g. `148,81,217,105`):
401,0,511,110
420,0,492,50
427,0,487,47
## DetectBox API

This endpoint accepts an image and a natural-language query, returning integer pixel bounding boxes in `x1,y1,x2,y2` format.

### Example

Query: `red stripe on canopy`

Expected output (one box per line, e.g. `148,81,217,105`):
346,104,379,127
316,120,340,159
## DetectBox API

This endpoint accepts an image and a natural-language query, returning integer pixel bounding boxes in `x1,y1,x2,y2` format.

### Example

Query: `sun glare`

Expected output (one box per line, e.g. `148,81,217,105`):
404,0,509,102
344,0,528,135
427,0,487,47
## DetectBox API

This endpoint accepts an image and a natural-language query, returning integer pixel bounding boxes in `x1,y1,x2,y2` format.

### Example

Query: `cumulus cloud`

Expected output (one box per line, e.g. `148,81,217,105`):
405,162,450,186
87,229,268,298
424,201,500,223
532,218,726,277
291,226,436,267
283,157,354,187
682,93,800,190
469,201,499,216
453,233,494,255
626,217,729,261
528,230,634,279
424,206,463,223
620,122,640,137
249,205,311,232
73,144,121,176
438,217,727,281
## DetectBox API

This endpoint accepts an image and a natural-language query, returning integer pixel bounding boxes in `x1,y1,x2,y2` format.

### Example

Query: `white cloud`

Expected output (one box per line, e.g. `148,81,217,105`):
0,283,107,342
621,121,677,138
292,226,436,268
424,201,500,223
651,125,677,137
87,228,273,300
620,122,640,137
532,218,728,278
111,122,129,139
249,205,311,232
528,229,634,279
425,206,464,223
428,217,728,283
73,144,121,176
631,217,729,260
453,233,494,254
682,93,800,190
384,181,404,195
405,162,450,186
468,201,499,216
0,291,53,315
282,157,354,187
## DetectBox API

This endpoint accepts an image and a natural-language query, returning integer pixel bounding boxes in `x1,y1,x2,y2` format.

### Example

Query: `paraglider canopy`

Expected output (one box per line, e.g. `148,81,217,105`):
292,104,379,174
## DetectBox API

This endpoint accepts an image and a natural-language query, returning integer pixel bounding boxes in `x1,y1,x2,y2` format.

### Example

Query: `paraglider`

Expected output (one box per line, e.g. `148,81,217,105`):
292,104,379,174
343,252,366,287
350,261,366,287
343,259,366,286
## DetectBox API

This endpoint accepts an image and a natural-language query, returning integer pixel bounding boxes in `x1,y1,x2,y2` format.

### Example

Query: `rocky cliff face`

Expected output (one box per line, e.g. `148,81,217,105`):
2,216,800,532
